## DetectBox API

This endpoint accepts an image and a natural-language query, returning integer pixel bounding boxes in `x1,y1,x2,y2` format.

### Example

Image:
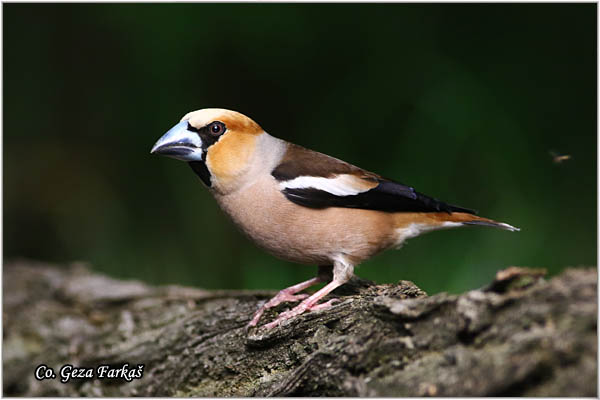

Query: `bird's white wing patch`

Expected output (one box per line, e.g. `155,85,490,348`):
279,174,375,197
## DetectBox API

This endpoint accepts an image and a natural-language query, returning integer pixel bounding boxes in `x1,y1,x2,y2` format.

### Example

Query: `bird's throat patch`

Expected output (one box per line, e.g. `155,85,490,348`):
189,161,212,187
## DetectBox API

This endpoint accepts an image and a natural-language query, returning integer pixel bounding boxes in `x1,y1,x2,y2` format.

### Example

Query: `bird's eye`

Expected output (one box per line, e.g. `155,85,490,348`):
209,121,226,136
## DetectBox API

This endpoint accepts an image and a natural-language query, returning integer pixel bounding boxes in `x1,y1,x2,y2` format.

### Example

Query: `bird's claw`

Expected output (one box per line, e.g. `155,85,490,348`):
262,297,340,330
247,292,310,327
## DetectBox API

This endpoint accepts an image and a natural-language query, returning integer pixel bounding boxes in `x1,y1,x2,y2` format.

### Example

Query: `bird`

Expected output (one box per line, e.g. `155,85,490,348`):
151,108,519,330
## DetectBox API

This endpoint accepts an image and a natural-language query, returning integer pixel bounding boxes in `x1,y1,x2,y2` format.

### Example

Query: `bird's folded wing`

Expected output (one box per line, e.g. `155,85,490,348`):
272,144,475,214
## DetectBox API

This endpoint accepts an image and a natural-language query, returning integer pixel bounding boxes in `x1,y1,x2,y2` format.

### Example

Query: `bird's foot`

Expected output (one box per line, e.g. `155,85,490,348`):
248,290,308,327
262,298,340,330
247,276,323,328
248,291,310,327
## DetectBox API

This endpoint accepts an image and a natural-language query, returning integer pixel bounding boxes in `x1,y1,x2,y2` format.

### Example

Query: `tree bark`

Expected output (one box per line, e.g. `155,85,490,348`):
3,259,597,397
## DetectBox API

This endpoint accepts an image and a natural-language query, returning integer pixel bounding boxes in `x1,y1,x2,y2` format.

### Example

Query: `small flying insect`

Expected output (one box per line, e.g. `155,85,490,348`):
549,150,571,164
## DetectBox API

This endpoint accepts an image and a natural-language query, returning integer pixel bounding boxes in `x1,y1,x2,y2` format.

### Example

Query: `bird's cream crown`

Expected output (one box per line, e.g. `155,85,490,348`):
181,108,263,136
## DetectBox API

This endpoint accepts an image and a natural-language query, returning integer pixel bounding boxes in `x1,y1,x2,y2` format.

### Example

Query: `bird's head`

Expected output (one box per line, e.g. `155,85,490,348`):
151,108,265,190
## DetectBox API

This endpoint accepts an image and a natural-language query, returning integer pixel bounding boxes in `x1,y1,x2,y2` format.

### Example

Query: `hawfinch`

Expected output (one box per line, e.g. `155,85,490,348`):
151,108,518,330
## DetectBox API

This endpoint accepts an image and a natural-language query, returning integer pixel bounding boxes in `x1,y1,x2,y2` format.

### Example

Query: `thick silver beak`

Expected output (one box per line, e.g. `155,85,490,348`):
151,121,204,162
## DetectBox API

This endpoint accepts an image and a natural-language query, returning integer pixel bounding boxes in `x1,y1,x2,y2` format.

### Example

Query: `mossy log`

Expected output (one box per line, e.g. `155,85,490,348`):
3,260,597,396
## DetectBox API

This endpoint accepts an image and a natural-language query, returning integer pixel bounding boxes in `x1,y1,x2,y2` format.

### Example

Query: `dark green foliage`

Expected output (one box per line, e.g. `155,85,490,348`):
3,4,596,293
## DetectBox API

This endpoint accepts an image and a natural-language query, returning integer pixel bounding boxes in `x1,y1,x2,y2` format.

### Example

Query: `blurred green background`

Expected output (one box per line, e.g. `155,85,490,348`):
4,4,596,295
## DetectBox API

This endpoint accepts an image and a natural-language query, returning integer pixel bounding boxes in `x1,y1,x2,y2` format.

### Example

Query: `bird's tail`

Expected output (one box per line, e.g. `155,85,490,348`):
443,212,520,232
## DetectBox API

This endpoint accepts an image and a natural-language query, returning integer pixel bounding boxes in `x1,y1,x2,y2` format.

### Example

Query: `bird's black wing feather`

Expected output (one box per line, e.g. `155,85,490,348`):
281,178,476,214
272,143,475,214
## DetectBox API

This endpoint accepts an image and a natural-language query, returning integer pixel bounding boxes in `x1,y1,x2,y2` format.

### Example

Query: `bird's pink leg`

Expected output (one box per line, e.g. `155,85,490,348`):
262,257,354,330
248,276,322,327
